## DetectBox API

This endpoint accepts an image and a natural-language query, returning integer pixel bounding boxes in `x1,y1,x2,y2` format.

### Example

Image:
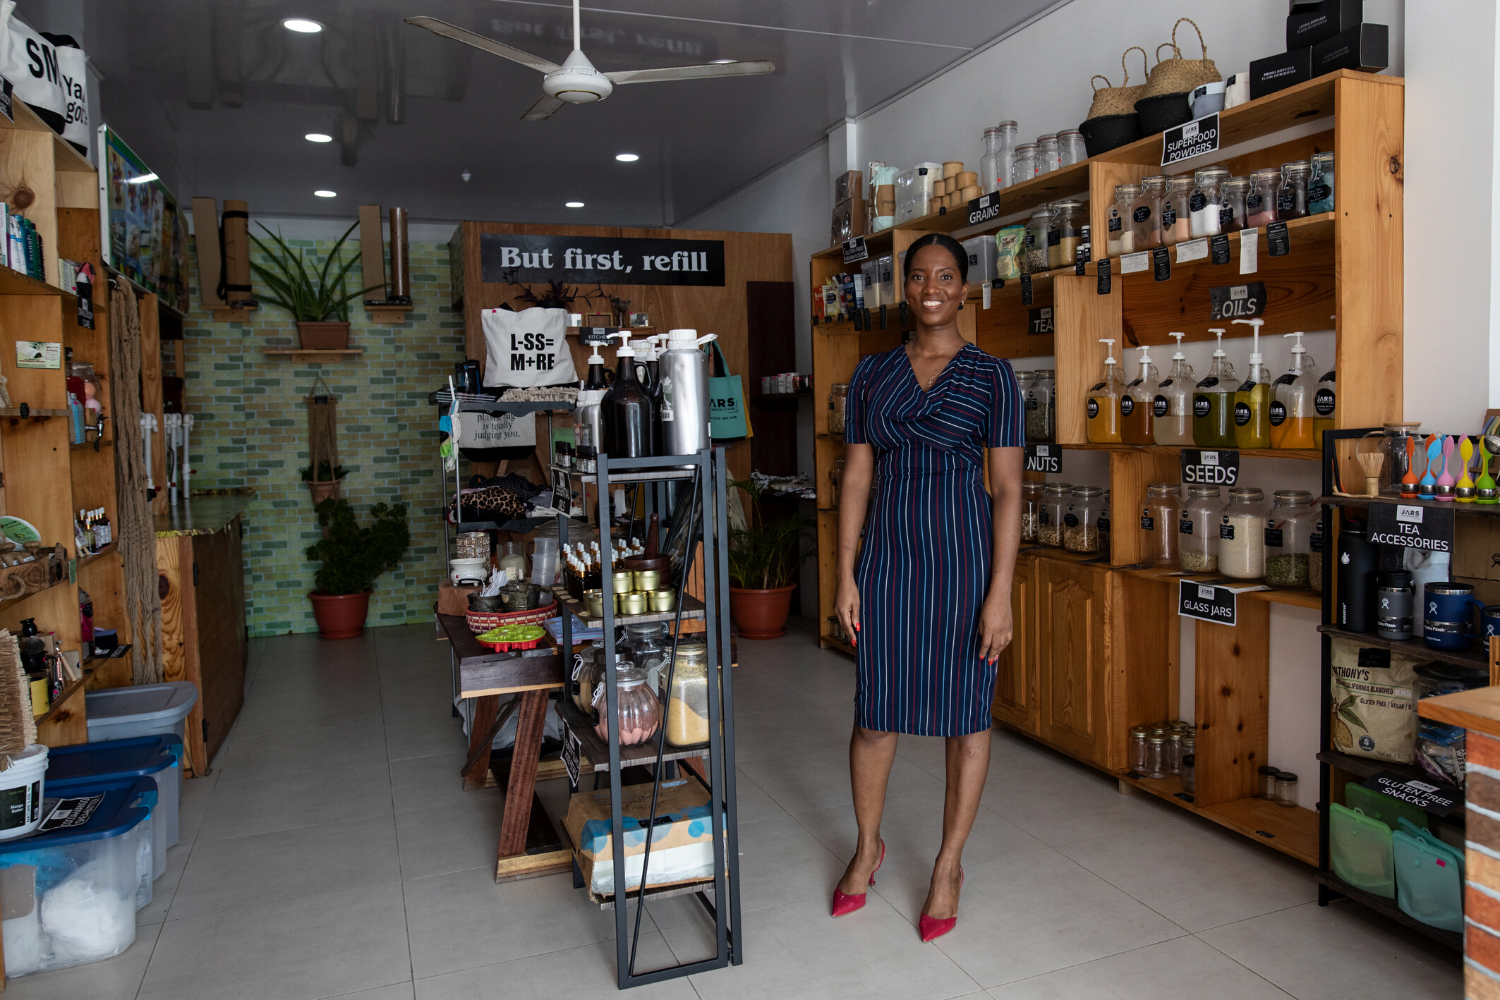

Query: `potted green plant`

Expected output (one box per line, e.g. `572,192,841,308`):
250,222,379,350
300,460,349,504
727,478,815,639
305,498,410,638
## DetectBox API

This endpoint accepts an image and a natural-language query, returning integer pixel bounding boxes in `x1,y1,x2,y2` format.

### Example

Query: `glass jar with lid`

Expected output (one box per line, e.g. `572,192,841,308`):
1265,490,1318,589
1277,161,1312,220
1058,129,1087,166
993,121,1019,189
1143,483,1181,567
1179,485,1222,573
1379,422,1424,492
1258,765,1280,800
573,641,605,714
981,128,1003,196
828,382,849,437
1021,482,1044,544
1246,168,1280,227
1039,482,1071,548
1220,487,1269,581
1013,143,1037,183
1049,200,1087,270
1275,772,1298,807
1307,150,1335,214
1165,731,1184,775
665,640,712,746
621,621,671,688
1025,369,1055,442
1024,205,1053,273
1109,184,1140,255
1035,133,1061,175
1128,725,1151,772
1220,177,1249,232
1144,734,1168,779
1065,486,1104,553
592,662,662,746
1162,175,1194,245
1189,167,1230,237
1131,176,1167,249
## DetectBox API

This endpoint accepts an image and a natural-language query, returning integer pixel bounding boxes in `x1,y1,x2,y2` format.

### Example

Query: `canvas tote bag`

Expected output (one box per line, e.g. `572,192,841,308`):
706,341,751,441
481,306,578,388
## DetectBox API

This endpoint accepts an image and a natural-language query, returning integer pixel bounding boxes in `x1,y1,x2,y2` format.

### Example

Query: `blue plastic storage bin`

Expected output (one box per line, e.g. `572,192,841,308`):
0,776,152,977
46,735,181,881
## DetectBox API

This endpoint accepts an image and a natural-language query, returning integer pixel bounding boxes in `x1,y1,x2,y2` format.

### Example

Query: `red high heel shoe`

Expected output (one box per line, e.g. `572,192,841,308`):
918,867,964,943
830,840,885,917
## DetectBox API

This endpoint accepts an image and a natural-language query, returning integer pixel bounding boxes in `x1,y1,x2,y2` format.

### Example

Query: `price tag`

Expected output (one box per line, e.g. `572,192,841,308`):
1209,282,1267,321
1266,221,1290,257
1362,772,1460,817
982,282,992,310
1368,502,1454,551
1240,229,1258,274
1175,238,1208,264
562,723,582,787
1151,247,1171,281
1028,306,1053,336
1024,443,1061,474
1097,257,1112,295
76,280,94,329
966,194,1002,227
1209,233,1231,265
1120,251,1151,275
1020,273,1033,306
1181,448,1240,486
842,236,868,265
1161,112,1220,167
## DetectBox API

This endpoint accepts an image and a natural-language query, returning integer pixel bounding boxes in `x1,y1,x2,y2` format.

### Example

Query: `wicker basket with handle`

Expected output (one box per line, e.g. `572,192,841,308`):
1086,47,1149,119
1140,19,1221,100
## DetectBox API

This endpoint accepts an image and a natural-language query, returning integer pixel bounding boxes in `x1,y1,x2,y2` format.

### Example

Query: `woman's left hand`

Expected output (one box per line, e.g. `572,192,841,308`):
977,591,1013,663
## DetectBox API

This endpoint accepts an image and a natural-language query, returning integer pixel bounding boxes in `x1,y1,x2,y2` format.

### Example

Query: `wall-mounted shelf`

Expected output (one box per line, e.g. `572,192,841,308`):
70,439,112,450
0,265,62,296
0,408,69,420
262,349,365,362
213,306,257,323
367,304,413,324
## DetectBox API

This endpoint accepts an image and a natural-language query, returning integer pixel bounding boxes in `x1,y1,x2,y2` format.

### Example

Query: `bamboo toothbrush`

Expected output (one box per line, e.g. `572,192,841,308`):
1457,436,1476,501
1356,450,1385,498
0,630,35,770
1435,435,1457,500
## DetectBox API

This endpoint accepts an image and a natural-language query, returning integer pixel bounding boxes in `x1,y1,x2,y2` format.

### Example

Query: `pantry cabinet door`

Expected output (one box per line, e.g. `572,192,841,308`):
1038,559,1105,762
991,555,1038,735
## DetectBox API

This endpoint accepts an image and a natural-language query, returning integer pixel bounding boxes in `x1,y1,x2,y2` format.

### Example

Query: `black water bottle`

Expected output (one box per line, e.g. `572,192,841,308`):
1337,516,1378,632
601,336,655,459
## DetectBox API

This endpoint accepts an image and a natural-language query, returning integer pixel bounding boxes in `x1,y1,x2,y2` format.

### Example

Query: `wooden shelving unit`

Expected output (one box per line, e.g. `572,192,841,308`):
810,70,1403,872
262,348,366,361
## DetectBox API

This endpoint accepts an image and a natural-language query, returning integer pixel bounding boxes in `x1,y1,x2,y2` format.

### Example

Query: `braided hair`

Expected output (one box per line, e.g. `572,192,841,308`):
902,232,969,283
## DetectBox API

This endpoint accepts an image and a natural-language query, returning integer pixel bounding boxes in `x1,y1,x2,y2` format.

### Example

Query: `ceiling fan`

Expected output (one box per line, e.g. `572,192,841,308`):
405,1,776,121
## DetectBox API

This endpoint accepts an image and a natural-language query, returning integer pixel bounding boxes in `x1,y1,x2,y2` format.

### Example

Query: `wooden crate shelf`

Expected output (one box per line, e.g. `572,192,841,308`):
1117,770,1318,866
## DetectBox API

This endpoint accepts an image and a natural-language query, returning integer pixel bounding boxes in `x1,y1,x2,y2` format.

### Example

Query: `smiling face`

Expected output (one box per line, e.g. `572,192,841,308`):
904,244,968,329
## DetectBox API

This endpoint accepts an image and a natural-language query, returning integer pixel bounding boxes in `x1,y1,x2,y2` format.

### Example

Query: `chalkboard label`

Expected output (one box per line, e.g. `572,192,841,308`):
1028,306,1053,336
1097,257,1112,295
1025,443,1061,474
1162,112,1220,166
1266,221,1291,257
842,236,869,265
1219,522,1235,540
1368,502,1454,552
1141,512,1155,530
1133,206,1151,224
1047,228,1061,247
1362,772,1460,817
966,194,1002,227
1181,448,1240,486
1179,581,1237,626
1075,242,1090,274
1021,273,1033,306
1265,527,1284,547
76,280,94,329
1152,246,1171,281
562,724,582,787
1210,233,1231,265
1209,282,1267,320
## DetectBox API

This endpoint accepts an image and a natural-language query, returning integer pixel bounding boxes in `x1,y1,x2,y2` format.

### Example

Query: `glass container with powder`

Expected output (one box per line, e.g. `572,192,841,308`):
1162,175,1194,245
1219,487,1269,581
1246,168,1280,228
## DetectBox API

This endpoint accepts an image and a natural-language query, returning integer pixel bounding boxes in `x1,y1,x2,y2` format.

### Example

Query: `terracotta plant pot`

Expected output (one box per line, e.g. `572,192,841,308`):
307,480,342,504
728,584,797,640
297,321,350,350
308,589,372,639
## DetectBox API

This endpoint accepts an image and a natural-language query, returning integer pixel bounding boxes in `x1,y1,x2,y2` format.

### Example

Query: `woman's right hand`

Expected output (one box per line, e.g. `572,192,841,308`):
834,577,861,646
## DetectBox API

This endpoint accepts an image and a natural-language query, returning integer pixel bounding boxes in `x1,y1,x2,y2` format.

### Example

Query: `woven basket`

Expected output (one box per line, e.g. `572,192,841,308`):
1079,114,1143,158
466,597,558,634
1140,19,1221,100
1085,47,1148,119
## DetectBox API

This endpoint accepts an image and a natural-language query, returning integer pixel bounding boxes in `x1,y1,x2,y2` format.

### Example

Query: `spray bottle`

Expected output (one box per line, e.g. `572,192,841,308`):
1086,339,1127,444
1231,318,1270,449
1193,328,1237,447
1121,345,1158,445
601,332,656,459
1152,332,1195,445
1270,332,1316,449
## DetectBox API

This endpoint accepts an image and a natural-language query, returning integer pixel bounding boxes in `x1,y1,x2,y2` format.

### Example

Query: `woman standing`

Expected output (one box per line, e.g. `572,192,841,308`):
831,233,1024,942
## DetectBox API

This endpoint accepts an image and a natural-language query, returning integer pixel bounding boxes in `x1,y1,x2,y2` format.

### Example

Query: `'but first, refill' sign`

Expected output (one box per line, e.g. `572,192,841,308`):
481,234,726,286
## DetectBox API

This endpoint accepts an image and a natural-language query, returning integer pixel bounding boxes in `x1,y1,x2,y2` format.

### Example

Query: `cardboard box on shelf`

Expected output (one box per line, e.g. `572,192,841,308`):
1311,22,1388,75
438,582,479,617
834,170,862,205
563,778,720,896
1286,0,1363,50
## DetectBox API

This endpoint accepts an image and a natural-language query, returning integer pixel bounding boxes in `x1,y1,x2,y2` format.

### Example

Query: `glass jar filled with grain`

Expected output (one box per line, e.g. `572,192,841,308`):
1143,483,1181,567
1064,486,1104,553
1162,175,1195,245
1048,200,1087,270
1265,489,1318,588
1021,482,1044,544
1179,485,1223,573
1040,482,1071,548
828,382,849,437
1220,487,1269,581
1024,205,1053,273
1025,369,1056,442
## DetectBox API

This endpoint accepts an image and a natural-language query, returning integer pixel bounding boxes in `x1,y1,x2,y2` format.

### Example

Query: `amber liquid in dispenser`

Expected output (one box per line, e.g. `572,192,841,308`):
1086,339,1127,445
1120,346,1158,445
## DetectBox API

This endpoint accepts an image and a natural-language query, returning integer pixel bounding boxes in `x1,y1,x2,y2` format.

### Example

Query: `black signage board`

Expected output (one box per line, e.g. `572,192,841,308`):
1368,501,1455,552
1024,443,1061,474
1097,257,1112,296
581,327,616,346
842,236,869,265
966,194,1002,227
1179,580,1238,626
1181,448,1240,486
1028,306,1054,336
1020,273,1033,306
0,77,12,123
1209,282,1268,321
75,280,94,329
1266,221,1291,257
562,723,582,787
1209,233,1231,265
1162,112,1221,167
1152,246,1171,281
1362,772,1460,817
480,233,726,286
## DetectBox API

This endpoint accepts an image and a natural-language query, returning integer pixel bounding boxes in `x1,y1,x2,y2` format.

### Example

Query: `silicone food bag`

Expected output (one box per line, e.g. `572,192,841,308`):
1329,802,1394,898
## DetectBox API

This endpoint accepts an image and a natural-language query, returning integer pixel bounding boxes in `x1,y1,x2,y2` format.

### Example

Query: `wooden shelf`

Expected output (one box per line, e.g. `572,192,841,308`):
1314,872,1463,952
1117,770,1318,865
820,633,854,656
555,697,710,774
1322,492,1500,516
1316,624,1489,669
1317,749,1465,820
76,544,116,569
0,408,69,419
366,304,413,324
556,590,706,628
0,264,63,296
0,574,67,613
1061,442,1322,461
262,349,365,361
212,306,257,323
33,676,84,729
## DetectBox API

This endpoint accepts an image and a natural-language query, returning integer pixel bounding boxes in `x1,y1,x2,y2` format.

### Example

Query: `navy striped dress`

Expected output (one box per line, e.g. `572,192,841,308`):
845,343,1024,736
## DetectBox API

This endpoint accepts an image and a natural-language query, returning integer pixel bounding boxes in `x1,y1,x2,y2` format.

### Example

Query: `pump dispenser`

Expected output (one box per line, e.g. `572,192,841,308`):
1231,318,1271,449
1270,332,1316,449
575,343,611,461
1153,332,1195,445
1087,339,1127,443
600,332,656,458
1313,315,1337,449
1121,346,1158,444
658,329,718,456
1193,328,1237,447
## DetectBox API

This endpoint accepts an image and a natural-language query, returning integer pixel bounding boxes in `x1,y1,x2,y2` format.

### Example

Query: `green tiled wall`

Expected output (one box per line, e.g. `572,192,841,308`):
181,240,464,636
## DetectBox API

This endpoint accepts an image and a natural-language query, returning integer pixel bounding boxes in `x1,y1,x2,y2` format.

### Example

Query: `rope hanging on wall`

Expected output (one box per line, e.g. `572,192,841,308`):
109,278,165,685
306,376,340,486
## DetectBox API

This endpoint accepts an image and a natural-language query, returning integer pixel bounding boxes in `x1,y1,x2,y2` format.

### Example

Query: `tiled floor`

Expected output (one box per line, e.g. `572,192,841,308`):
10,621,1463,999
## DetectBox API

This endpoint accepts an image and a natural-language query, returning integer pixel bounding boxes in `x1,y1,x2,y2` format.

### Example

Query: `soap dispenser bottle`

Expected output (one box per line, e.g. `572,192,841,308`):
1270,332,1317,449
601,332,656,459
1086,339,1127,444
574,343,611,461
1121,345,1158,444
1232,318,1270,449
1152,332,1196,445
1193,328,1237,447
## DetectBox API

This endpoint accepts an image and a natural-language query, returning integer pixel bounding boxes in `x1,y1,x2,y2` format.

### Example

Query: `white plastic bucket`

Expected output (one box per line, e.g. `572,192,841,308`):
0,745,48,841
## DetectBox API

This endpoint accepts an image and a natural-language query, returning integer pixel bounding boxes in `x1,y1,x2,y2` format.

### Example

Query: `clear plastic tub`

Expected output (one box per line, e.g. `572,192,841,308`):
85,682,198,743
47,735,183,880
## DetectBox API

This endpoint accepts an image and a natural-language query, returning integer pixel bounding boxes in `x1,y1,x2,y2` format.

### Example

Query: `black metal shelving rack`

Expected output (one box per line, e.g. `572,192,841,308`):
1314,428,1471,952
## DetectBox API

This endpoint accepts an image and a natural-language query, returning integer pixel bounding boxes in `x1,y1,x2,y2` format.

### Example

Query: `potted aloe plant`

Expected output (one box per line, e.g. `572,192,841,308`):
305,498,410,638
727,477,815,639
251,222,379,350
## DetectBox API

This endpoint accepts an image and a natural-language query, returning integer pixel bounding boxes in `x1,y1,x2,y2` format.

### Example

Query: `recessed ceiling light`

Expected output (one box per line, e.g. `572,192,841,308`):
127,172,158,185
565,201,585,208
615,153,639,162
282,18,323,33
305,132,332,143
314,190,337,198
709,59,735,64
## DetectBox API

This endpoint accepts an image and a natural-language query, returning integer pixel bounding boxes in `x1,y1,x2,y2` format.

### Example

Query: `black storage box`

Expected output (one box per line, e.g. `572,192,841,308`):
1311,22,1389,75
1249,48,1314,101
1286,0,1363,50
1289,0,1325,9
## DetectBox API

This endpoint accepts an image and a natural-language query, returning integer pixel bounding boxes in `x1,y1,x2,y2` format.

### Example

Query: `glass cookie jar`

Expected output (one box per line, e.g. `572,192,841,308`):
592,662,662,746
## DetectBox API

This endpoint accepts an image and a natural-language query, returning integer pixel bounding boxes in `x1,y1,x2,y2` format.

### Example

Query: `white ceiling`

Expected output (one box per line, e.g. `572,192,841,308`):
33,0,1063,226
